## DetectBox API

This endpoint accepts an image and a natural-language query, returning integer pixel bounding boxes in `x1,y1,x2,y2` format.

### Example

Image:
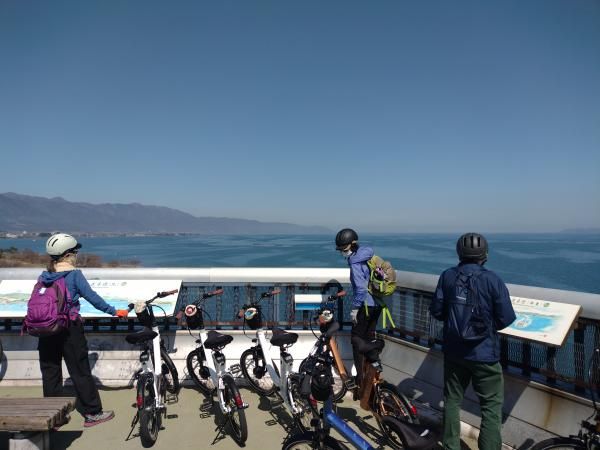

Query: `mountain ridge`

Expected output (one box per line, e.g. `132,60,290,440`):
0,192,330,235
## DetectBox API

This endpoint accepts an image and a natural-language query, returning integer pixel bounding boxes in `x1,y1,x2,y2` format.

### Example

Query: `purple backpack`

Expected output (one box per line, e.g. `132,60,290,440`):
23,277,72,337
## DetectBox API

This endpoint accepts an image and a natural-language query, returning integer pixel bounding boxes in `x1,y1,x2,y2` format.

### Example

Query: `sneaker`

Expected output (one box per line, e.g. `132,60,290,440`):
84,410,115,427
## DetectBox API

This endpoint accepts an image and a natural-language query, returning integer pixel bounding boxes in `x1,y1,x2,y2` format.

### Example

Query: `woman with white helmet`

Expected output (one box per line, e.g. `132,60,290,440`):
38,233,129,428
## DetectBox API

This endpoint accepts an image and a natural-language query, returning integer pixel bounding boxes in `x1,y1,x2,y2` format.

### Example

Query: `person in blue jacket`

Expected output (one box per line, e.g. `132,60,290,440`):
335,228,382,389
429,233,516,450
39,233,129,428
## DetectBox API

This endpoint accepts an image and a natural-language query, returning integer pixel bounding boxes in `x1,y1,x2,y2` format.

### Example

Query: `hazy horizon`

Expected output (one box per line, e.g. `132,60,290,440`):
1,1,598,233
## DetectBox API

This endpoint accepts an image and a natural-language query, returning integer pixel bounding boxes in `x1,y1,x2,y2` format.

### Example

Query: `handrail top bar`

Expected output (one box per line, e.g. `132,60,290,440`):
1,267,599,319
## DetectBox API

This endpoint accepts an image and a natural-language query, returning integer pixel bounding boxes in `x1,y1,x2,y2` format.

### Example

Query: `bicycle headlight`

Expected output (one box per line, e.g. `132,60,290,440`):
319,310,334,324
244,307,258,321
184,304,203,329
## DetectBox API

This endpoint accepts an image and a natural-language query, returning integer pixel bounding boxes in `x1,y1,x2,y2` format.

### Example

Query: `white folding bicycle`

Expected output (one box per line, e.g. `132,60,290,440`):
183,288,249,446
238,289,315,431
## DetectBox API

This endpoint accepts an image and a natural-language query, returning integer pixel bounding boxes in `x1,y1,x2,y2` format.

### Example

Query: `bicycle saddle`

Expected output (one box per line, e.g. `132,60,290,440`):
351,336,385,362
125,329,158,345
204,330,234,350
270,328,298,347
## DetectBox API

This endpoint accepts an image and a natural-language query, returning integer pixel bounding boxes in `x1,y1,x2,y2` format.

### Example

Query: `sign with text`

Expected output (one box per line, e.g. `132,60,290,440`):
0,279,181,318
294,294,328,311
499,296,582,347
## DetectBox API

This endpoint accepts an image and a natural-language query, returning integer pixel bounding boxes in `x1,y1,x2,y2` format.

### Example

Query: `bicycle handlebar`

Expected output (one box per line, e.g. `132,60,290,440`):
127,288,180,312
260,289,281,298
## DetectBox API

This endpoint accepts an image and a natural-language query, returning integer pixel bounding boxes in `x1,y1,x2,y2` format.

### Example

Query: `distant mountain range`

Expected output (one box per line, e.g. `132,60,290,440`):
0,193,330,235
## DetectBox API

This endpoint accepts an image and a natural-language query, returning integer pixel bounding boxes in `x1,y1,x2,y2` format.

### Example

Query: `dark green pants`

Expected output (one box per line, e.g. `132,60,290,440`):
443,358,504,450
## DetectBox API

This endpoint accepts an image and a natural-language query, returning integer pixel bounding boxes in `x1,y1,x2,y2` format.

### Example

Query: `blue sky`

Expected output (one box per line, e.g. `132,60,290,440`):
1,1,598,233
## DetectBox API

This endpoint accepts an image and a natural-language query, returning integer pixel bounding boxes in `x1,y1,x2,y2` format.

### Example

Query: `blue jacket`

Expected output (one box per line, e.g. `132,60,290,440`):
347,246,376,309
40,269,117,316
429,263,516,363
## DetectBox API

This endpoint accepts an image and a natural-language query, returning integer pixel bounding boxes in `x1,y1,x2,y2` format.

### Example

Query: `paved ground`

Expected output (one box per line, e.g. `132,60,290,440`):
0,385,478,450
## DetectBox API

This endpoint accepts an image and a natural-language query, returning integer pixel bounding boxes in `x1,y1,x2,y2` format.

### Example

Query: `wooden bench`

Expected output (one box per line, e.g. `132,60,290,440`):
0,397,76,450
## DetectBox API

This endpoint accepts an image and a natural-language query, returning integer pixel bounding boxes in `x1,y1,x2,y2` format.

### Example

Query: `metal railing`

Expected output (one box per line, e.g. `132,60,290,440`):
1,267,599,398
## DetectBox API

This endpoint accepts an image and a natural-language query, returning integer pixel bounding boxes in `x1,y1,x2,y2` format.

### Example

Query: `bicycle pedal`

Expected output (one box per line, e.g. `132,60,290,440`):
269,397,285,408
229,364,242,376
344,379,357,390
200,400,213,412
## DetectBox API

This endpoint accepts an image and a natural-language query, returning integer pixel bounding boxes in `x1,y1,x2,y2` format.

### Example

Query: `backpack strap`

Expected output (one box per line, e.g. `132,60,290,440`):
371,296,396,330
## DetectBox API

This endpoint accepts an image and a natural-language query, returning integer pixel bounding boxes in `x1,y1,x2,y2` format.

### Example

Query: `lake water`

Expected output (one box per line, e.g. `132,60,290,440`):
2,233,599,294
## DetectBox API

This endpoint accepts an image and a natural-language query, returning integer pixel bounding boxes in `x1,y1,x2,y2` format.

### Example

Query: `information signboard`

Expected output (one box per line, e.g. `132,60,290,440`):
499,296,582,347
0,279,182,318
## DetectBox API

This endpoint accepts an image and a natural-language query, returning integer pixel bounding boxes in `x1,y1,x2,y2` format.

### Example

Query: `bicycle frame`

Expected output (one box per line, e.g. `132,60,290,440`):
322,396,375,450
198,329,240,414
254,328,303,414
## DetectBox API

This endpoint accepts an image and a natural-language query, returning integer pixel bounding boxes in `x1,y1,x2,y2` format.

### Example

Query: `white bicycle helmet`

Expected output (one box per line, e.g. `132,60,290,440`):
45,233,82,258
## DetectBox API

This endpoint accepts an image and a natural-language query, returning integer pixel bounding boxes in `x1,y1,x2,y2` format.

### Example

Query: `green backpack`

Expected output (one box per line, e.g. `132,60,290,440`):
367,255,397,298
366,255,397,329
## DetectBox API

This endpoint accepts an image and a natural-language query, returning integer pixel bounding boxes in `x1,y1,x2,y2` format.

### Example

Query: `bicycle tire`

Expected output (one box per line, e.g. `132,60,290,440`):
240,347,277,396
288,375,314,432
530,437,586,450
222,374,248,445
375,382,418,424
160,347,180,394
282,431,350,450
186,348,215,395
138,375,160,448
299,357,346,403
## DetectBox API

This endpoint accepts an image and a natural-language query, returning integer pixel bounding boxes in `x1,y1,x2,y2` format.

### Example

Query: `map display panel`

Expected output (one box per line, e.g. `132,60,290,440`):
500,296,581,347
0,279,181,318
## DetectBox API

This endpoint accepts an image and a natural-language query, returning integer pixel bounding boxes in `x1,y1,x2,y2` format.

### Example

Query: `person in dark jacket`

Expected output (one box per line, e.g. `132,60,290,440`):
335,228,382,389
38,233,129,427
429,232,516,450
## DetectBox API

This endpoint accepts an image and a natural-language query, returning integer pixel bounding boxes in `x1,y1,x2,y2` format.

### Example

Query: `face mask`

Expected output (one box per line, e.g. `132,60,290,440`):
342,249,352,258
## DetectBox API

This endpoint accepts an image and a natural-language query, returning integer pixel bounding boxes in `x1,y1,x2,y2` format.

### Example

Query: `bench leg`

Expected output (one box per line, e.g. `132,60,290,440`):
8,431,50,450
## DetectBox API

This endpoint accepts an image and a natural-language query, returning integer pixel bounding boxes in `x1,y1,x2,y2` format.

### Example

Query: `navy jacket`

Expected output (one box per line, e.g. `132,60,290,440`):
40,269,117,316
429,263,516,363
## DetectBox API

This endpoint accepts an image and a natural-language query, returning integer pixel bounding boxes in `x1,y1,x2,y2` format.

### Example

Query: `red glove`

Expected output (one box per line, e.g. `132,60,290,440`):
115,309,129,318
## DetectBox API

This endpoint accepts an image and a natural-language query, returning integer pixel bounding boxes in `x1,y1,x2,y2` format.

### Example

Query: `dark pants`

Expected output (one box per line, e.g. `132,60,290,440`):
351,304,382,386
443,357,504,450
38,321,102,416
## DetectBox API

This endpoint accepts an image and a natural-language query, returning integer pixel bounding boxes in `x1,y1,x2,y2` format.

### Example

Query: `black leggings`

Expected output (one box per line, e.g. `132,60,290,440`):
38,321,102,415
351,305,382,386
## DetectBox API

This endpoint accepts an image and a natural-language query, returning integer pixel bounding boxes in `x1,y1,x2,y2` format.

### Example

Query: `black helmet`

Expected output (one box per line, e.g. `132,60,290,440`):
335,228,358,250
456,233,488,262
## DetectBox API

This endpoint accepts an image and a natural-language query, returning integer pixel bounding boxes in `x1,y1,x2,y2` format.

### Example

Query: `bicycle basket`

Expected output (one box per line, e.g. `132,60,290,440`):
310,362,333,401
134,303,154,328
244,305,262,330
184,304,204,329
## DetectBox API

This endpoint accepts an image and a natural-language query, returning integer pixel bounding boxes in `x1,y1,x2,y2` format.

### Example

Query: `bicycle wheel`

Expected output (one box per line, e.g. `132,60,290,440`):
374,381,418,424
240,347,277,395
138,376,160,447
531,437,586,450
282,431,350,450
299,357,346,403
288,376,315,432
160,348,180,394
186,348,215,395
222,375,248,445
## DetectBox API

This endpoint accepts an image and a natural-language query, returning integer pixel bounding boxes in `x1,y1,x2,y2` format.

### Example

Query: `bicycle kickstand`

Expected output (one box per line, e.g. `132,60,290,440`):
125,412,139,441
212,413,233,445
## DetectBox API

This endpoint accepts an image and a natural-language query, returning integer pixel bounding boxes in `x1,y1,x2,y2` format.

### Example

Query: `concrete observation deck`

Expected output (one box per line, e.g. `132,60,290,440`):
0,385,472,450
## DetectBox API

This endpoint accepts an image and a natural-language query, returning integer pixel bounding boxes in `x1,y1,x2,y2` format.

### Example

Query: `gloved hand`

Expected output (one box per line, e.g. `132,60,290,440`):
350,308,359,325
115,309,129,318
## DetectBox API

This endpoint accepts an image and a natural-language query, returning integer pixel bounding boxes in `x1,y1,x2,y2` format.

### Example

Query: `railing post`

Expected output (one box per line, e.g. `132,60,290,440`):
574,322,586,395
